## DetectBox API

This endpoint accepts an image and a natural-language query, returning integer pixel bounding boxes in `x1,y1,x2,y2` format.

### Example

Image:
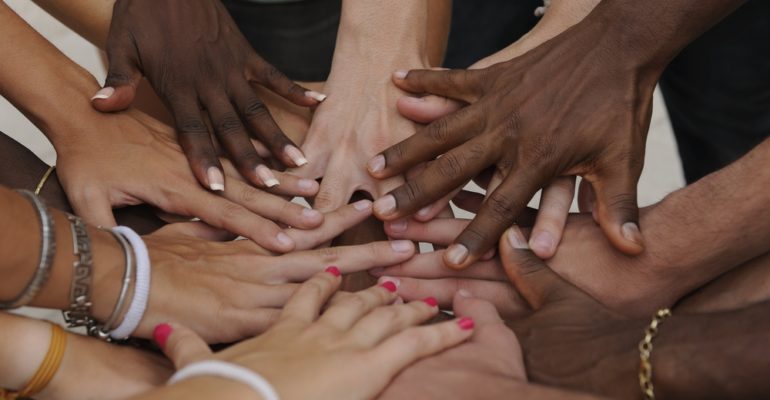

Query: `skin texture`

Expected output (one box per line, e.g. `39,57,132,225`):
135,271,475,400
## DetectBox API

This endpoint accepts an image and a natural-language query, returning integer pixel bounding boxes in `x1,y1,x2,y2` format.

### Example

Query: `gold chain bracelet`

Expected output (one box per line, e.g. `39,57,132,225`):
638,308,671,400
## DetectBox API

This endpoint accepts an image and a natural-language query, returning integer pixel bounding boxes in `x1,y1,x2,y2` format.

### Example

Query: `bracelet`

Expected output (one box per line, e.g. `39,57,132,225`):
62,214,95,329
3,324,68,400
109,226,151,340
33,165,55,195
168,360,280,400
1,190,56,309
638,308,671,400
89,229,135,341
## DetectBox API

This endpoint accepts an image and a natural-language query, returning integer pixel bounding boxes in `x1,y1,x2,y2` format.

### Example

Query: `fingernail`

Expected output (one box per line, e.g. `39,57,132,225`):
305,90,327,102
206,167,225,192
404,96,425,103
370,267,385,276
387,219,408,233
353,199,372,212
423,297,438,307
622,222,642,245
325,266,341,277
394,296,405,305
390,240,413,253
457,289,472,298
374,195,397,217
380,281,398,293
446,244,469,265
91,86,115,100
298,179,318,191
256,165,279,188
302,208,322,221
457,317,475,330
507,226,529,249
416,206,432,219
367,155,386,173
529,232,553,254
153,323,173,348
276,232,294,247
284,145,308,167
379,276,401,288
393,70,408,79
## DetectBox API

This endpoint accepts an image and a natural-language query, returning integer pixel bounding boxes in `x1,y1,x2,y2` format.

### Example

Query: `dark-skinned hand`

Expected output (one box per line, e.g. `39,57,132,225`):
369,18,660,269
92,0,325,191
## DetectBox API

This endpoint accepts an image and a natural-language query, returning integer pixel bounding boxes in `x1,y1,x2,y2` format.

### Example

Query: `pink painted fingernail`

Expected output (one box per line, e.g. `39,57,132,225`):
325,266,341,277
206,167,225,192
446,244,469,265
367,155,385,173
380,281,398,293
353,199,372,212
91,86,115,100
507,227,529,250
388,219,408,233
374,195,397,217
256,165,279,188
284,145,308,167
378,276,401,288
153,323,173,349
305,90,327,102
457,317,475,330
390,240,413,253
393,70,408,79
423,297,438,307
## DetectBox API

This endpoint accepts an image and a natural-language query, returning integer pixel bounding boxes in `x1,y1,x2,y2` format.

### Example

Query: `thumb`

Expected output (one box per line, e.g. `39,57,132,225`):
92,44,142,112
591,172,644,255
153,323,213,370
68,189,118,228
499,226,577,310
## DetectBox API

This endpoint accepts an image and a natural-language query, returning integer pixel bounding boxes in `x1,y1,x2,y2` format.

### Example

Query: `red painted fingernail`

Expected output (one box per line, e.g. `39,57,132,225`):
380,281,398,293
423,297,438,307
153,323,173,349
457,317,475,330
325,266,341,277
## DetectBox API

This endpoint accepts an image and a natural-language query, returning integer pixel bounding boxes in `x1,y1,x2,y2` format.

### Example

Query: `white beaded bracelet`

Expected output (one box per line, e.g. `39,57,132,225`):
109,226,151,339
168,360,280,400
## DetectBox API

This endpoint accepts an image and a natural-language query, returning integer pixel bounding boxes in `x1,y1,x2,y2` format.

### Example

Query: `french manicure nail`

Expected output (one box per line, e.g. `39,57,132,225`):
457,317,475,330
529,232,553,254
380,281,398,293
206,167,225,192
622,222,642,245
367,155,386,173
153,323,173,348
446,244,469,265
325,266,341,277
305,90,327,102
423,297,438,307
390,240,413,253
302,208,322,221
393,70,408,79
353,199,373,212
276,232,294,247
91,86,115,100
284,145,308,167
507,226,529,250
256,165,279,188
388,219,408,233
374,195,397,217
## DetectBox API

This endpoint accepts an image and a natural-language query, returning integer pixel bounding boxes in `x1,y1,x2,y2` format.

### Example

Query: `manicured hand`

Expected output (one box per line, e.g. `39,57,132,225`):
93,0,324,189
154,269,474,399
369,22,660,268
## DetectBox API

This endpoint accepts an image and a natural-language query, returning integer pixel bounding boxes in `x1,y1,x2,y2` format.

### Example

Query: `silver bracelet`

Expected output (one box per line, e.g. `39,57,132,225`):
1,190,56,309
89,229,134,341
62,214,95,329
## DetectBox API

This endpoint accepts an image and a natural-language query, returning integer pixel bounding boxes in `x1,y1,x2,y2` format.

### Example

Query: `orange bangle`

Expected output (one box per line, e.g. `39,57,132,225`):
3,324,68,399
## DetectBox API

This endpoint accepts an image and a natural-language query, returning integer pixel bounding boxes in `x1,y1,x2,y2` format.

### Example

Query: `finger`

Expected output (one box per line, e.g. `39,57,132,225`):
499,226,578,310
369,317,473,375
151,221,237,241
154,323,212,369
249,57,322,107
271,240,416,283
266,170,319,197
224,180,323,230
384,218,469,245
285,199,373,250
591,171,644,255
348,298,440,347
218,308,283,340
452,189,485,214
68,189,118,227
448,170,541,269
170,94,225,191
370,250,508,282
577,178,596,213
396,95,464,124
373,137,492,221
413,185,464,222
368,105,485,179
93,39,141,112
204,95,278,189
392,68,486,103
529,177,575,259
319,281,399,330
313,172,351,213
230,79,308,169
278,268,341,325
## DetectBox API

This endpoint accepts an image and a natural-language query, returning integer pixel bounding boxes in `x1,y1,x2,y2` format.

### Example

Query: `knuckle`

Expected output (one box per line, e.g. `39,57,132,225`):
486,191,517,222
427,118,449,144
401,181,424,204
215,114,244,136
242,99,271,120
386,142,408,165
237,185,262,205
316,247,342,263
220,202,247,221
437,153,464,179
500,111,522,141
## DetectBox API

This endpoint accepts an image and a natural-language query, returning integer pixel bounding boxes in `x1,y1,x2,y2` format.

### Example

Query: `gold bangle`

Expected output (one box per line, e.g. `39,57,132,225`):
638,308,671,400
34,166,56,196
15,324,68,398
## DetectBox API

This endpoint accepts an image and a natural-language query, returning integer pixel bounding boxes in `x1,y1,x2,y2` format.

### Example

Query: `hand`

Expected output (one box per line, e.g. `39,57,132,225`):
93,0,323,188
54,107,320,253
369,19,661,269
155,269,474,400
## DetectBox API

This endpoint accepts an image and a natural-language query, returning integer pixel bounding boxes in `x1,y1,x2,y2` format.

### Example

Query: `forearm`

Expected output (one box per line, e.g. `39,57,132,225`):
130,377,261,400
32,0,114,49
